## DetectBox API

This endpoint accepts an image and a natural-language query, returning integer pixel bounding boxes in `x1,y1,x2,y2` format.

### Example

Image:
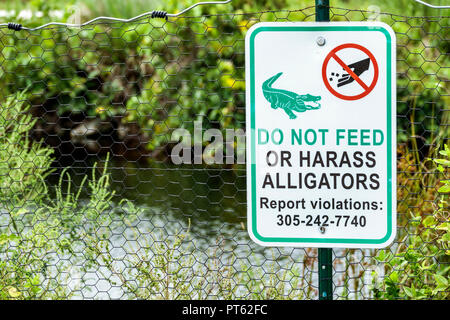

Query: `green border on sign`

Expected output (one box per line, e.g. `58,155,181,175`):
249,25,393,244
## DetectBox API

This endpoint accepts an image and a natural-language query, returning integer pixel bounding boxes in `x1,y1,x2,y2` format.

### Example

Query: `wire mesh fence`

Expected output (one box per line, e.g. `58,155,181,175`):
0,6,448,299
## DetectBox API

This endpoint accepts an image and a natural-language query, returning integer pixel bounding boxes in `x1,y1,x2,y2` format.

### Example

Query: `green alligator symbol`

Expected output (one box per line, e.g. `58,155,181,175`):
262,72,321,119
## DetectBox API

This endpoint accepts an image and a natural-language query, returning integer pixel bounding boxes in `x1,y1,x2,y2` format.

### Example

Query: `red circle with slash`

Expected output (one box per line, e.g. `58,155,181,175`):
322,43,379,101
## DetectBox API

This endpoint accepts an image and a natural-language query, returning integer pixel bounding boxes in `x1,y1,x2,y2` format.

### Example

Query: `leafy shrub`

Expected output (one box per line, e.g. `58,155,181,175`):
372,145,449,299
87,224,306,299
0,93,117,299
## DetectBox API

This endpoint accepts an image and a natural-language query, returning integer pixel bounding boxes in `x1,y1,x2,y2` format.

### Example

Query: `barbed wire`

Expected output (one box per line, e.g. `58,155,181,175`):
1,0,232,31
2,0,449,32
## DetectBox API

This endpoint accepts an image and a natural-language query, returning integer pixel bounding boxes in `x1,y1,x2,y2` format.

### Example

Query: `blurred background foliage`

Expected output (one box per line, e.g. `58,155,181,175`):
0,0,448,157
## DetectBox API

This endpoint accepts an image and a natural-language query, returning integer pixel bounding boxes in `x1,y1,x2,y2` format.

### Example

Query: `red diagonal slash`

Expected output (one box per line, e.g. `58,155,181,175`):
331,53,370,91
322,43,379,100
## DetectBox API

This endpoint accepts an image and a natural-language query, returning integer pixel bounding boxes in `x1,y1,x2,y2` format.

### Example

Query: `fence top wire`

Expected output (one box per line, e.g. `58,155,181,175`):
1,5,449,35
1,0,233,31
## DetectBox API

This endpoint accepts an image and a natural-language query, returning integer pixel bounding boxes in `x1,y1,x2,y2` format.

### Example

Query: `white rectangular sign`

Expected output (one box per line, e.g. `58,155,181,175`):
246,22,396,248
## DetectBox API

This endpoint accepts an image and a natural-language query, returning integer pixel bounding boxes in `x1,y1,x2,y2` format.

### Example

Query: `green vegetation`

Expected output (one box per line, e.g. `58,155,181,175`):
371,145,449,299
89,226,308,299
0,92,60,299
0,0,447,155
0,92,122,299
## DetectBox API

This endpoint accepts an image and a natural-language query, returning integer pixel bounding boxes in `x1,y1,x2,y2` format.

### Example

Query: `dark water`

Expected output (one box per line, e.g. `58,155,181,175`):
110,162,250,244
109,164,247,224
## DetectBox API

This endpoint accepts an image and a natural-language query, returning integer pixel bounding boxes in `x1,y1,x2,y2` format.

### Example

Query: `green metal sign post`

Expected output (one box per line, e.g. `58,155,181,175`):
315,0,333,301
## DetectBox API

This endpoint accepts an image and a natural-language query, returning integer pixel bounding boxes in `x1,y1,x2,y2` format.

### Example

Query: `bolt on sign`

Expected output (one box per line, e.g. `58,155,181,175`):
245,22,397,248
